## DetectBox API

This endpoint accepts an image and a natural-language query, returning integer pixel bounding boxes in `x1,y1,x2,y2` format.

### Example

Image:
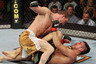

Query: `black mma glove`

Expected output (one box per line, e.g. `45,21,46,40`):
30,1,38,7
51,20,60,31
52,20,60,27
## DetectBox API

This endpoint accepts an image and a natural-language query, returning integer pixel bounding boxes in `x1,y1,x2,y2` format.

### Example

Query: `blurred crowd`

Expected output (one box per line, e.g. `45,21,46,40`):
35,0,96,26
0,0,96,26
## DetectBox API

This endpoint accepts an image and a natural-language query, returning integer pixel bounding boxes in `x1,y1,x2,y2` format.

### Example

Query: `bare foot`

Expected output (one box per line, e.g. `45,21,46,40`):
0,56,22,62
0,56,7,62
2,51,19,59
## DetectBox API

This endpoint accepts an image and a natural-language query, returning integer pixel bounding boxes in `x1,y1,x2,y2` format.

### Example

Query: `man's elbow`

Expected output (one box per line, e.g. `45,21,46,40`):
55,44,62,49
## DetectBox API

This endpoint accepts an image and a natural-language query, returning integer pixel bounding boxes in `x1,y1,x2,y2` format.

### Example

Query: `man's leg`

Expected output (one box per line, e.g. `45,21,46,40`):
2,47,21,59
2,31,52,59
2,31,63,61
1,48,33,62
38,31,63,64
0,54,32,62
38,39,54,64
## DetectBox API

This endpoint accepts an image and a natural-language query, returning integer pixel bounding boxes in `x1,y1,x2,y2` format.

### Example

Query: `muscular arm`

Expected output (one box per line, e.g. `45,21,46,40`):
42,31,63,42
42,32,53,41
30,6,53,15
52,32,76,60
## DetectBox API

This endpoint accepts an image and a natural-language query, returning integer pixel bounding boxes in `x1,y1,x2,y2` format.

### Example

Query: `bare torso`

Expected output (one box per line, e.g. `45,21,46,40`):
28,14,52,37
48,49,75,64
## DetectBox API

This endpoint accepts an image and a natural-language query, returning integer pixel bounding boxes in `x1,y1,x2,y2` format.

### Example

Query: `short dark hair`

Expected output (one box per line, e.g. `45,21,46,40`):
66,4,73,10
63,35,71,41
50,5,58,10
80,41,90,55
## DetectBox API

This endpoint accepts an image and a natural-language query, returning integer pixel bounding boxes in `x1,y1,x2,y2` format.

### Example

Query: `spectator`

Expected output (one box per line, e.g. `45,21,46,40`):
50,5,58,13
79,0,87,10
66,5,79,24
63,0,77,10
75,0,87,19
48,0,62,10
83,0,96,21
77,12,95,26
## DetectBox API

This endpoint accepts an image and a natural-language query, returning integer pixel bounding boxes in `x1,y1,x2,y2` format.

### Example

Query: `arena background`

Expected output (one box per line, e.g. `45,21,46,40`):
0,0,96,40
0,0,96,64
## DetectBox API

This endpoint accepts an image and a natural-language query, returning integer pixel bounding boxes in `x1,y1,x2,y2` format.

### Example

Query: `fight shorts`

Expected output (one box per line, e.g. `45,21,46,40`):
19,29,41,58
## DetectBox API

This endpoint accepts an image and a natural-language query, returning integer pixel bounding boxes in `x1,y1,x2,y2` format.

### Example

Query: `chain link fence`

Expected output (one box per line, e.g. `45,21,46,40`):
0,0,96,40
0,0,11,28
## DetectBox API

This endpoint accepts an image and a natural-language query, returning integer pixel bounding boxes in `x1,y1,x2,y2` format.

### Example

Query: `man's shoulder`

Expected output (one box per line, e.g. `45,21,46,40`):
77,19,84,23
67,15,79,23
79,19,84,21
72,15,79,19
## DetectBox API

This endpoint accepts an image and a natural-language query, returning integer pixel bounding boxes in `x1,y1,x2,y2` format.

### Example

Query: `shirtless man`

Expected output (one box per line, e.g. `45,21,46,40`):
0,31,90,64
0,1,68,64
0,2,90,63
48,31,90,64
34,31,90,64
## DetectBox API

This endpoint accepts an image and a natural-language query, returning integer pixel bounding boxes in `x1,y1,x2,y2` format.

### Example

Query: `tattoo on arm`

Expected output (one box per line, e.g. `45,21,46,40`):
49,15,52,20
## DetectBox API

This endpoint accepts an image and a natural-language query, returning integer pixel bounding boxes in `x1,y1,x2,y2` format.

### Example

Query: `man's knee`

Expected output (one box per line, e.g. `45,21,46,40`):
48,45,55,53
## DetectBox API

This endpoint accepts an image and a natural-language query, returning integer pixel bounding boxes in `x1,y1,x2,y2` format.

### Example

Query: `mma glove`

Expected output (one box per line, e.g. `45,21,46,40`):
61,35,71,44
61,39,65,44
30,1,38,7
51,20,61,31
52,20,60,27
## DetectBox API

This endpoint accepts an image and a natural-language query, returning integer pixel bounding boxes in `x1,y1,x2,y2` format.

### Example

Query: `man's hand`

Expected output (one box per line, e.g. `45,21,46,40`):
51,20,62,32
52,20,60,27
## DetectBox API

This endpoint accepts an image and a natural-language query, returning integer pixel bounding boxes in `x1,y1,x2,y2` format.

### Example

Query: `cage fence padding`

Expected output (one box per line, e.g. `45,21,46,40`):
0,0,11,27
57,28,96,40
0,25,11,29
